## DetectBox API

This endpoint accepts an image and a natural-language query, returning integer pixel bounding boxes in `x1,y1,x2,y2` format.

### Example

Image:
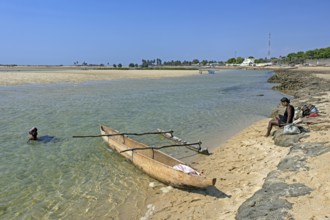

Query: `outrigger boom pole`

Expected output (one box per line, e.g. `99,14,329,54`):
73,130,174,138
120,142,202,153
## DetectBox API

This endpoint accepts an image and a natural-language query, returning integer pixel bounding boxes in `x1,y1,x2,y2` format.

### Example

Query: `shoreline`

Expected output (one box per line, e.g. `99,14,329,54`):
142,118,291,219
2,66,329,219
3,65,328,86
0,67,199,86
143,67,330,220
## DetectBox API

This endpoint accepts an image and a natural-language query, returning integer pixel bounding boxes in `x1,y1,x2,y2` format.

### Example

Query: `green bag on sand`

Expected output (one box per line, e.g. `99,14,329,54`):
283,123,301,134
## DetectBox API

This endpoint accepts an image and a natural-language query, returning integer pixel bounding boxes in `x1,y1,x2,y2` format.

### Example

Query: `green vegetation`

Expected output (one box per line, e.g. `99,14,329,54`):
141,59,162,67
225,46,330,65
226,57,244,64
286,47,330,63
69,46,330,68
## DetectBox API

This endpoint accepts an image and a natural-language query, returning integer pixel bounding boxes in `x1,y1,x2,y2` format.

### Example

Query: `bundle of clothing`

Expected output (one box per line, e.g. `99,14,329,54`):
294,104,319,119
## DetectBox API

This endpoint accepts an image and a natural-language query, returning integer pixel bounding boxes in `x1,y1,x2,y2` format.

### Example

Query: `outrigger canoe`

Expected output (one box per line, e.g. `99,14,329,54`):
100,125,216,189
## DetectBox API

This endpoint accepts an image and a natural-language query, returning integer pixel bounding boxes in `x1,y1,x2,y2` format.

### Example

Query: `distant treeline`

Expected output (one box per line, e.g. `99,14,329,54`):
225,46,330,65
286,47,330,62
139,46,330,67
4,46,329,67
139,59,223,67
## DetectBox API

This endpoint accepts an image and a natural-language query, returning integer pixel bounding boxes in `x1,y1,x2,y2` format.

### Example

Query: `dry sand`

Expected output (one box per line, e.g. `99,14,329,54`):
2,66,329,219
0,66,198,86
143,119,291,219
283,91,330,219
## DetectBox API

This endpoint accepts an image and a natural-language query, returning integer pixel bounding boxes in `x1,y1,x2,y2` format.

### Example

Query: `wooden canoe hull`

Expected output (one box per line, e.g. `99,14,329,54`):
100,125,216,189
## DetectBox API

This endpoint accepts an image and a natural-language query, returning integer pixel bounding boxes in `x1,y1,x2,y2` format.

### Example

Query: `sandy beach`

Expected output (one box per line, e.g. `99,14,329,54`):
142,67,330,220
2,66,330,219
0,66,198,86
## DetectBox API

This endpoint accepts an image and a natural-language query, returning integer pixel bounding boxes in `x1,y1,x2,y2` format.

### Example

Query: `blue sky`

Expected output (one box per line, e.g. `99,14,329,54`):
1,0,329,65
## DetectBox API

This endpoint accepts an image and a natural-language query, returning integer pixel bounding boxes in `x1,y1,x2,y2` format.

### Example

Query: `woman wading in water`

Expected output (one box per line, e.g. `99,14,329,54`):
265,97,294,137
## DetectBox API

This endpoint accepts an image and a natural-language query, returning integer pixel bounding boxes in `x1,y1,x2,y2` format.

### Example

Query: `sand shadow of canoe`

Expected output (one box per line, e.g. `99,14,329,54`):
182,185,231,199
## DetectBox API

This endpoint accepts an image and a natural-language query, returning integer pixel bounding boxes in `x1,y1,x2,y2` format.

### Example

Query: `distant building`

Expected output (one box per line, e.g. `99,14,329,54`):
240,58,255,66
255,62,273,67
226,63,240,67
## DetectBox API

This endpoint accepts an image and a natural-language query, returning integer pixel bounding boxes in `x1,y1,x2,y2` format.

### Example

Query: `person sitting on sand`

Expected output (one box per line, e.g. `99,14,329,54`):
265,97,294,137
28,127,38,141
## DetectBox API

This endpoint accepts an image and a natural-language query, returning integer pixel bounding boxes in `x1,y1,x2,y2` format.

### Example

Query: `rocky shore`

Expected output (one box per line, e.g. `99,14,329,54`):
146,67,330,220
236,70,330,219
237,68,330,220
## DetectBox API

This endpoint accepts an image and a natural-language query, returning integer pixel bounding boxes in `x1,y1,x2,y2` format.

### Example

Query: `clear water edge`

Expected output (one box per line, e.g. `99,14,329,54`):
0,69,283,219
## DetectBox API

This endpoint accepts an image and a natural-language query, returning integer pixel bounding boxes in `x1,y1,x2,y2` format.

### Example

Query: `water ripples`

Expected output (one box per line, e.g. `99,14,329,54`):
0,70,282,219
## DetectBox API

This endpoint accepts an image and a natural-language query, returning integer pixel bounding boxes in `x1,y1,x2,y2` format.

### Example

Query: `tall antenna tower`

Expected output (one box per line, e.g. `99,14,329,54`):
267,32,271,60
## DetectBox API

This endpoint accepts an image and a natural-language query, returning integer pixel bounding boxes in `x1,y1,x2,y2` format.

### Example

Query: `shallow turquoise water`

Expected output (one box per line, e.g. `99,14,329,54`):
0,70,282,219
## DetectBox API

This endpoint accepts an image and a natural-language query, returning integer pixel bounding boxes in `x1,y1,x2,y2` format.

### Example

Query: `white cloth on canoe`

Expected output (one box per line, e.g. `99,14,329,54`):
173,164,200,176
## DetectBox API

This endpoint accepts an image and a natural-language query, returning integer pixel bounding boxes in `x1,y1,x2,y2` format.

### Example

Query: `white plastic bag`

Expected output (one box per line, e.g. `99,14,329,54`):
283,124,301,134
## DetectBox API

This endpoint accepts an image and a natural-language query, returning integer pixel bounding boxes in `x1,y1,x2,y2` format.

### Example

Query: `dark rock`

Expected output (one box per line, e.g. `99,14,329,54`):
268,69,330,97
237,142,329,219
290,142,330,157
277,155,307,172
236,180,311,220
273,129,305,147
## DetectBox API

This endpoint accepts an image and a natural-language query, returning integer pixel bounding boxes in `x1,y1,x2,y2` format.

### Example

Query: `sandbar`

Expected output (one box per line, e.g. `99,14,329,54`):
0,66,199,86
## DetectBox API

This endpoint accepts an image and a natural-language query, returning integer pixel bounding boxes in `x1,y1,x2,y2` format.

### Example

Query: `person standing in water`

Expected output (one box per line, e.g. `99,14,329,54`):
27,127,57,143
265,97,294,137
28,127,38,142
